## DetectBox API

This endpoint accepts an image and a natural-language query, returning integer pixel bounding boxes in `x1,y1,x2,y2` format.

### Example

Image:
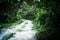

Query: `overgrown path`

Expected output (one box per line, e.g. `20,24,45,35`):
0,19,37,40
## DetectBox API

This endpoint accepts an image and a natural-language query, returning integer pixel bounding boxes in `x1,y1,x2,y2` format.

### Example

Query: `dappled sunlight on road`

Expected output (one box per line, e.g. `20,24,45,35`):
0,19,36,40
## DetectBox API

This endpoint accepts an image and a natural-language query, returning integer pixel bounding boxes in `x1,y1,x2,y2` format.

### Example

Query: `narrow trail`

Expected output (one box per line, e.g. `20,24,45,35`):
0,19,37,40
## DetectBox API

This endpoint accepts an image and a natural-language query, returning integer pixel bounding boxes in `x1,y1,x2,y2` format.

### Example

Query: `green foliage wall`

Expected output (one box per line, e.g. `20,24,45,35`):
34,0,60,40
0,0,22,24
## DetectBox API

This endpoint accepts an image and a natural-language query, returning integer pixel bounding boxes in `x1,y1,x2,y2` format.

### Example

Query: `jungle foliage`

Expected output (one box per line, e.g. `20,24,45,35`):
0,0,60,40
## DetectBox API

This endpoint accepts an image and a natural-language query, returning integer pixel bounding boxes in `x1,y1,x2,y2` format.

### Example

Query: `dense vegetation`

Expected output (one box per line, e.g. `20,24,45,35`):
0,0,22,28
33,0,60,40
0,0,60,40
